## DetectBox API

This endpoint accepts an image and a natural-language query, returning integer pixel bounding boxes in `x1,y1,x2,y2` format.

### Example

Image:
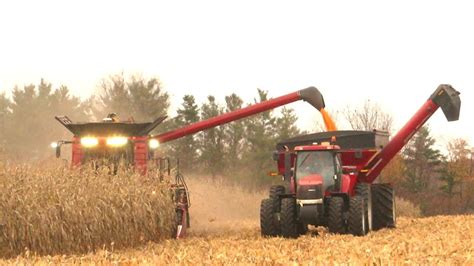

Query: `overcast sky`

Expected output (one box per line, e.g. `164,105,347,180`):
0,0,472,149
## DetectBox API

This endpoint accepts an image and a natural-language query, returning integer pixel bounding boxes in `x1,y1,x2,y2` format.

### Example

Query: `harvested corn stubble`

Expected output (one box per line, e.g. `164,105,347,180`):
0,164,175,258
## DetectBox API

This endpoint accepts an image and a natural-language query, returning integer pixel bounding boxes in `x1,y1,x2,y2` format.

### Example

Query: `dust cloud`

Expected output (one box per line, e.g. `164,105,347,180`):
185,176,266,236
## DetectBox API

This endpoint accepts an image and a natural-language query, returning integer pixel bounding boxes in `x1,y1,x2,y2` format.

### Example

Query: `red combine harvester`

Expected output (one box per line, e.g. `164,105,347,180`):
52,87,327,239
261,84,461,238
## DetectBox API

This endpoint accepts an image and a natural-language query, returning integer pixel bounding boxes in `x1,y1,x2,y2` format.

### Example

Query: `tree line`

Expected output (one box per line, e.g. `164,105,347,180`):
1,74,472,214
0,74,300,187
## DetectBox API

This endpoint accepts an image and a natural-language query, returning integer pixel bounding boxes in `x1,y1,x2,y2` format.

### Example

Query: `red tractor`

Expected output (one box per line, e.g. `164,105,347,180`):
52,87,327,238
261,84,461,237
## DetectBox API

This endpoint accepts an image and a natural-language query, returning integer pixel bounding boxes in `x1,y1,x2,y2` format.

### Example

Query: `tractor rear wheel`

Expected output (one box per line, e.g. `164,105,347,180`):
260,199,279,236
348,196,368,236
280,198,299,238
372,184,396,230
327,197,346,234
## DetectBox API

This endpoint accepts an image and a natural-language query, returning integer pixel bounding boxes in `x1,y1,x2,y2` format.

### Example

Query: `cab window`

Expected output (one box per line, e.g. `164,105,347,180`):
295,151,335,183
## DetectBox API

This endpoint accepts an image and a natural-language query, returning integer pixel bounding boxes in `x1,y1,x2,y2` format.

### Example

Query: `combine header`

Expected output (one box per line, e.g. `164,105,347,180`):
52,87,327,239
261,85,461,237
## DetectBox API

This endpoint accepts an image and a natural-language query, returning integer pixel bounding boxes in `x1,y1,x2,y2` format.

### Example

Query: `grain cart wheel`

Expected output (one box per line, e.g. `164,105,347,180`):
280,198,299,238
327,197,346,234
355,183,372,231
371,184,396,230
260,199,279,236
348,196,368,236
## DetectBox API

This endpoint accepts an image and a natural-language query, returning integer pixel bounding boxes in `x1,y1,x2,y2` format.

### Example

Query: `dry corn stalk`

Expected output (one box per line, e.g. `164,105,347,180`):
0,163,175,257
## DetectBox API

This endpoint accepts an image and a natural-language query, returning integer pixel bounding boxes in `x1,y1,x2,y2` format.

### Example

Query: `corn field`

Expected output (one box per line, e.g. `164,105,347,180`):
0,169,473,264
0,163,175,257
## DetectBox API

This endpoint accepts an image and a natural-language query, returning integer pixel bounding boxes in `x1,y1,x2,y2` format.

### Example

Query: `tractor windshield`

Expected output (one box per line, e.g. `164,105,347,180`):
295,151,335,184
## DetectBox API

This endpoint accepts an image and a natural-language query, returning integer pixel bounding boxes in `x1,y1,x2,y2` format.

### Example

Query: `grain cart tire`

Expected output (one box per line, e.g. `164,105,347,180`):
355,183,372,231
327,197,346,234
372,184,396,230
348,196,368,236
260,199,279,236
280,198,299,238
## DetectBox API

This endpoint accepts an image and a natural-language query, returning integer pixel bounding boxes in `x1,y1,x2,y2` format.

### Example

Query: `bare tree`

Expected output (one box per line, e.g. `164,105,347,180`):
343,99,393,133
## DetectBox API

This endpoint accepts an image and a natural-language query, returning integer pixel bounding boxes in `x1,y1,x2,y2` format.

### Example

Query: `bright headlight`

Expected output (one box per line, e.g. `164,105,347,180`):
149,139,160,149
81,137,99,147
50,142,59,149
106,136,128,147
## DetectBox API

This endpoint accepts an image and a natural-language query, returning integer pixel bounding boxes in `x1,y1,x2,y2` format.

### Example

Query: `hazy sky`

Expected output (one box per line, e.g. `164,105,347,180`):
0,1,473,149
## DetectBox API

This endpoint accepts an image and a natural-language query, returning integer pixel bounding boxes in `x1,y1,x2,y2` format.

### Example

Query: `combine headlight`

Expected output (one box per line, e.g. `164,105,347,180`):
81,137,99,148
106,136,128,147
50,142,59,149
149,139,160,149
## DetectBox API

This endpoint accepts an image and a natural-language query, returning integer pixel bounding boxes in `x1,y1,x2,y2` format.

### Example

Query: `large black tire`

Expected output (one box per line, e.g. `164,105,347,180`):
355,183,372,231
260,199,279,236
348,196,368,236
327,197,346,234
280,198,299,238
269,185,285,212
372,184,396,230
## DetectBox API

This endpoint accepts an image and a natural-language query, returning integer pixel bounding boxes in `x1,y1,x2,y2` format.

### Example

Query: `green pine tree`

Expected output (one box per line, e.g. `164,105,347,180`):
243,89,277,187
402,126,442,193
198,96,225,178
223,93,244,171
275,107,300,141
96,73,170,128
8,79,87,159
168,95,200,172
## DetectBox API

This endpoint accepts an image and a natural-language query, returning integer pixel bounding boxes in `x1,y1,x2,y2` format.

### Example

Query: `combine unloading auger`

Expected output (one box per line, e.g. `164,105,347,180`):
154,87,326,143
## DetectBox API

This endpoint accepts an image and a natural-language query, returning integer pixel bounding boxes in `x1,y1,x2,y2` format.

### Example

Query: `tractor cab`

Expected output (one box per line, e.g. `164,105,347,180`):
293,144,342,201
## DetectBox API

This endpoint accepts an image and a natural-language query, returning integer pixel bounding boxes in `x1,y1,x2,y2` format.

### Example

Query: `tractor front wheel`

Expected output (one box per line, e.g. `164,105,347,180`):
260,199,279,236
348,196,368,236
280,198,299,238
327,197,346,234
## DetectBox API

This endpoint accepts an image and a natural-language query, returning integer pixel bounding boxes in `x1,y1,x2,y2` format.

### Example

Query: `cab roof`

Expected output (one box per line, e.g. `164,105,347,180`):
294,145,340,151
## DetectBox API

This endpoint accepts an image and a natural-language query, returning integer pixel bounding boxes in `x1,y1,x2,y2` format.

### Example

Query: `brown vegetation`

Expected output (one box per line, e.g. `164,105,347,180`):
1,176,471,264
0,164,175,258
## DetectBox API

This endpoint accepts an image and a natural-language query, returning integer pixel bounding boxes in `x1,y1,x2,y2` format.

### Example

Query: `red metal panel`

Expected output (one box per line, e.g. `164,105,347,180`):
133,136,148,175
71,136,82,167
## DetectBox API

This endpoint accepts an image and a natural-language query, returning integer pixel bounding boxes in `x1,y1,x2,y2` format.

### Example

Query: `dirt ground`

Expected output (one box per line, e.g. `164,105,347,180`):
2,176,473,265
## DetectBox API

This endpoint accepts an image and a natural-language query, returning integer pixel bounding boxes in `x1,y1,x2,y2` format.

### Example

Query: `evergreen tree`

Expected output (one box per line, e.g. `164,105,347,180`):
168,95,200,172
275,107,300,141
223,93,244,170
0,93,10,157
439,138,470,197
96,73,170,127
8,79,87,159
243,89,277,186
402,126,442,193
198,96,225,177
